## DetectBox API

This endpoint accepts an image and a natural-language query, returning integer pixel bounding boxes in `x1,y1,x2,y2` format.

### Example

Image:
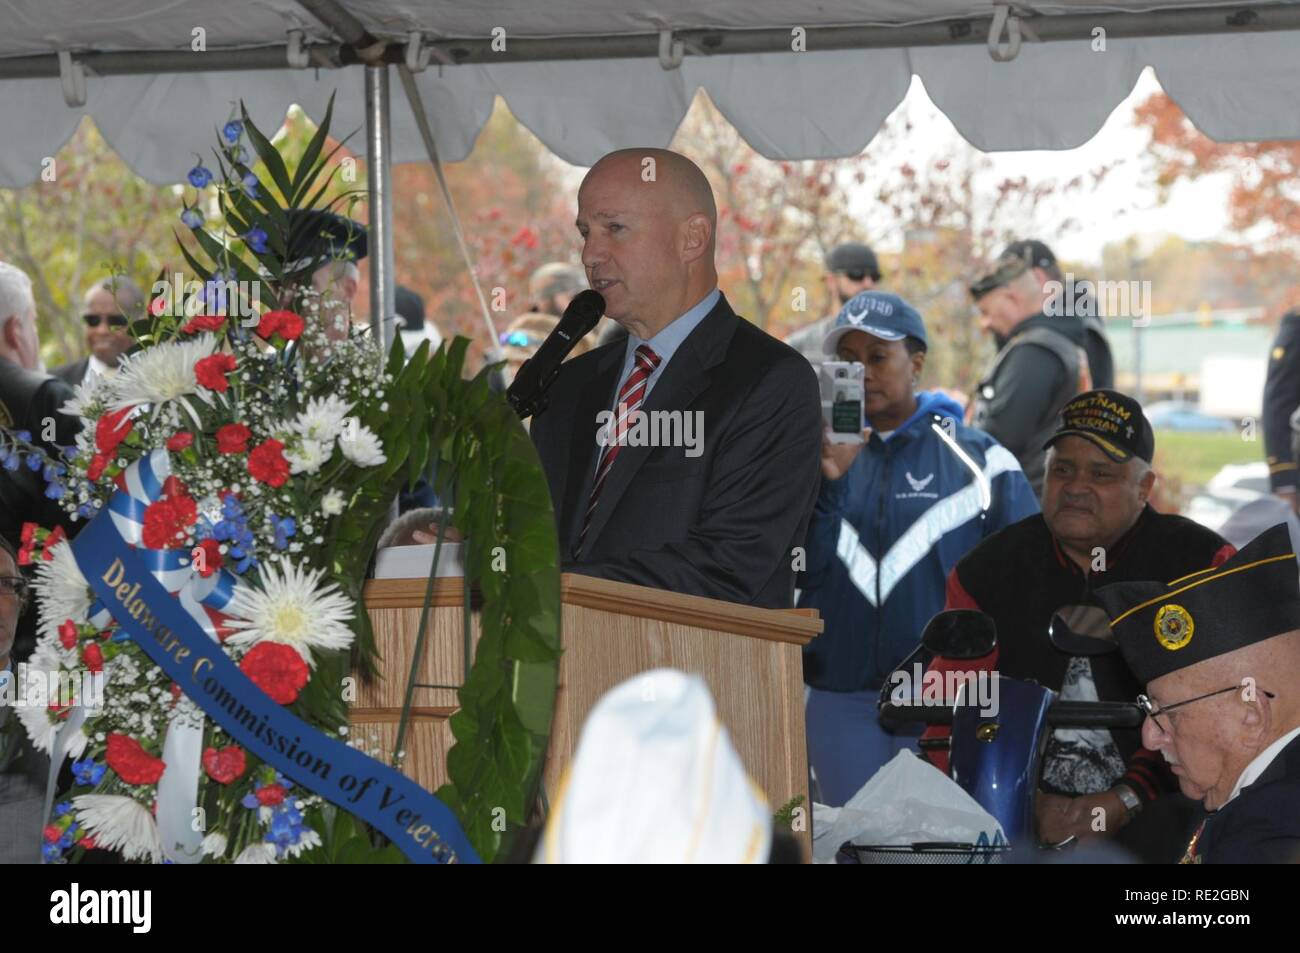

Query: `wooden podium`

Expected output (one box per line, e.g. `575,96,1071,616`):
354,573,821,851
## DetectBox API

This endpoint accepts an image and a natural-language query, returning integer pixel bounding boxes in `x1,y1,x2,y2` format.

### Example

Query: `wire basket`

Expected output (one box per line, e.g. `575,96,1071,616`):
839,842,1009,865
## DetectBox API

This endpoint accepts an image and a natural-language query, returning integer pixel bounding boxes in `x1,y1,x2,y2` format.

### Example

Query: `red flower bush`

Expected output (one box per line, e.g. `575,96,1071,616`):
256,310,305,341
255,783,287,806
216,423,251,454
202,745,247,784
195,353,237,392
106,733,166,785
247,439,289,487
81,642,104,674
58,620,78,650
193,538,222,577
239,642,309,705
141,476,197,549
166,431,194,452
181,314,226,334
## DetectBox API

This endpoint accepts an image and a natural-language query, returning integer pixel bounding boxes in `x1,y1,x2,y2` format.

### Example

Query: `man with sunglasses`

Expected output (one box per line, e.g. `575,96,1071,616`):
1095,523,1300,863
52,276,145,387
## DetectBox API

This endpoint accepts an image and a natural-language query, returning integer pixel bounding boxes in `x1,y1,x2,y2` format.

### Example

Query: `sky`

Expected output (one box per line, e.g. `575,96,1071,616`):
859,68,1237,265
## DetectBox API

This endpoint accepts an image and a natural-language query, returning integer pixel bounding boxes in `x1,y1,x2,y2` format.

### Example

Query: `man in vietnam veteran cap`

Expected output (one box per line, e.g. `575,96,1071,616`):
1094,524,1300,863
284,209,368,343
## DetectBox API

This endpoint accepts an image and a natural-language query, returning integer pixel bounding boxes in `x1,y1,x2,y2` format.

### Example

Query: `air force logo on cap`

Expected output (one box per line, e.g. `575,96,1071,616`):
821,290,927,355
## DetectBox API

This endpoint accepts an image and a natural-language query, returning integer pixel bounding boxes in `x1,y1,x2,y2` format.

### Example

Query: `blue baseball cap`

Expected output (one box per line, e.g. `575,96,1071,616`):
821,291,927,355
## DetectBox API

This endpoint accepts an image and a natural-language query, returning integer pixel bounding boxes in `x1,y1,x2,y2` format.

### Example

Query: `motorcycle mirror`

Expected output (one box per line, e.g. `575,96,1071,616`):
920,609,997,659
1049,605,1117,656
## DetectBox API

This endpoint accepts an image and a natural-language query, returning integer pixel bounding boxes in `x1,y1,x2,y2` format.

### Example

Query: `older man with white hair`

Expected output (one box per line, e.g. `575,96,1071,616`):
1095,523,1300,863
0,261,79,551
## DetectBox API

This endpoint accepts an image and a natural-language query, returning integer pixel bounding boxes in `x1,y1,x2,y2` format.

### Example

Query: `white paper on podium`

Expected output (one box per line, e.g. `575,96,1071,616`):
372,543,465,579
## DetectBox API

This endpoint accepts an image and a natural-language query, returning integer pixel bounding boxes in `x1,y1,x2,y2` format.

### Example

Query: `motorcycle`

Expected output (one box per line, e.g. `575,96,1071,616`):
858,608,1144,860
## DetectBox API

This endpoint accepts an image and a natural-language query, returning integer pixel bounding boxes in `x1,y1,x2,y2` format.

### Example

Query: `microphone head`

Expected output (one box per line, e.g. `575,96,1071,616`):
565,289,606,332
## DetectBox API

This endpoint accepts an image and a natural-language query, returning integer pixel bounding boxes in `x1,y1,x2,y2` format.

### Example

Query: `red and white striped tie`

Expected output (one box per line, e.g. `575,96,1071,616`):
577,344,661,555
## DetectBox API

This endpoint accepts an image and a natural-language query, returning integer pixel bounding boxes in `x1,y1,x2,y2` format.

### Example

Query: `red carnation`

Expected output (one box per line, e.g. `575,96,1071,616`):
94,407,134,455
43,824,61,844
58,620,78,650
82,642,104,674
193,538,222,577
255,311,283,339
247,438,289,488
195,353,237,392
202,745,247,785
80,834,98,850
255,783,287,806
272,311,305,341
216,423,251,455
181,314,226,334
86,453,109,482
141,478,197,550
20,523,36,544
40,525,66,561
239,642,309,705
105,733,166,786
166,431,194,452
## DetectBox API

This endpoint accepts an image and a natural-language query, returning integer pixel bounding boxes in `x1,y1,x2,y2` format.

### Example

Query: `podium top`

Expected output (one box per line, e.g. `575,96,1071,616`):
362,572,822,646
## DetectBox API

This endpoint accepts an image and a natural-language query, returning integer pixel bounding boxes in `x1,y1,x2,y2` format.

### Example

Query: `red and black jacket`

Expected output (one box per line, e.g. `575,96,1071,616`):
922,506,1234,805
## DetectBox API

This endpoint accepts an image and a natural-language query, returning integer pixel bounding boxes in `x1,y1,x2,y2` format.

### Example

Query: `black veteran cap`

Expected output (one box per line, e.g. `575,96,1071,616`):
1044,389,1154,464
969,239,1059,300
1093,524,1300,684
285,209,368,276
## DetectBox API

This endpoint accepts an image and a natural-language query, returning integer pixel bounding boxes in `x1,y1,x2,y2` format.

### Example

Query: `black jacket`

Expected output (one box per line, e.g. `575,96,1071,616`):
0,357,80,549
51,357,88,388
972,311,1089,494
1197,732,1300,864
531,294,822,609
1263,310,1300,492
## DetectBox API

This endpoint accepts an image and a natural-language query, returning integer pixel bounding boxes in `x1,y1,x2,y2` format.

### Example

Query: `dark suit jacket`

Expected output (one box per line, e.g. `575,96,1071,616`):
1199,732,1300,863
0,706,47,864
51,357,88,388
531,294,822,609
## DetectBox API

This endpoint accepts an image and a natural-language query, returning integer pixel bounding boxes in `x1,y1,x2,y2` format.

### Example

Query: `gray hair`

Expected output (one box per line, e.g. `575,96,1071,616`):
529,262,586,302
85,274,146,316
0,261,35,325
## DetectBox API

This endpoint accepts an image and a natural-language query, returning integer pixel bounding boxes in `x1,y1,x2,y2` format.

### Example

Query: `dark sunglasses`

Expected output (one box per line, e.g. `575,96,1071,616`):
1138,684,1277,734
83,313,129,329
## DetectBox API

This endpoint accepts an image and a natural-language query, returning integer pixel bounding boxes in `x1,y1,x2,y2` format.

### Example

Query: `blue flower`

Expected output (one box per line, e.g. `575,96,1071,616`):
223,120,243,144
1,452,18,472
43,462,65,481
270,514,295,551
181,207,204,229
244,227,269,254
14,430,31,442
71,758,105,787
76,503,94,519
241,172,260,199
55,801,73,817
41,842,62,863
44,482,64,501
241,792,259,809
25,454,42,471
188,164,214,189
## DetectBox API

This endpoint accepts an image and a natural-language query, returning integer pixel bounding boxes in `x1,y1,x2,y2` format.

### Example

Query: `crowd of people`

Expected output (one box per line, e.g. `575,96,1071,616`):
1,143,1298,865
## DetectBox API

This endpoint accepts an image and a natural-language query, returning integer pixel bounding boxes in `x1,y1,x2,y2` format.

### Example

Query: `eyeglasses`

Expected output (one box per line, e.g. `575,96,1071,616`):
83,313,129,329
499,331,541,348
0,576,29,601
1138,684,1277,734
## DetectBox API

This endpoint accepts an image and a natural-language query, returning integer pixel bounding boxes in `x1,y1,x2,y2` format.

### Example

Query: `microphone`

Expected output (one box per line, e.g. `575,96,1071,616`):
506,289,605,419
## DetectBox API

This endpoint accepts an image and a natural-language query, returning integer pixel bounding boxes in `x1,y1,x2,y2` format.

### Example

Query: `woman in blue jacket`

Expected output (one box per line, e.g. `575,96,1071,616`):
799,291,1040,806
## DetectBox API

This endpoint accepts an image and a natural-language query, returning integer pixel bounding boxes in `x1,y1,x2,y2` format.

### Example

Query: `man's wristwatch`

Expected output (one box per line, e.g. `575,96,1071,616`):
1114,784,1142,818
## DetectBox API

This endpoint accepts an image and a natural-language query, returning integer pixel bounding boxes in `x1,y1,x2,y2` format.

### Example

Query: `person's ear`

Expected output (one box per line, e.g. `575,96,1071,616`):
0,315,16,352
1138,466,1156,502
911,349,926,382
1239,689,1271,749
341,274,359,306
680,213,711,264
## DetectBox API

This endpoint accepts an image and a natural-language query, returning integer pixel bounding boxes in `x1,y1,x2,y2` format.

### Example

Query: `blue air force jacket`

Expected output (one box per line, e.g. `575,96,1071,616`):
798,392,1040,692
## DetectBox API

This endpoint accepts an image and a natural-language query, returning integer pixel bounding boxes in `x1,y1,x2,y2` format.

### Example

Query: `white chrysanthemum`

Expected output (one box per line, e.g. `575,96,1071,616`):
223,557,355,664
72,794,164,863
337,423,386,468
107,334,218,410
293,395,354,442
286,438,330,475
201,831,228,859
320,489,345,517
59,371,111,419
280,827,322,860
234,843,277,864
33,542,94,637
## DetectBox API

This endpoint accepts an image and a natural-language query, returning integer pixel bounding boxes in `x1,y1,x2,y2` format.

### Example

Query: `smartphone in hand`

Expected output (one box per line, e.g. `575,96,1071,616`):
820,361,865,445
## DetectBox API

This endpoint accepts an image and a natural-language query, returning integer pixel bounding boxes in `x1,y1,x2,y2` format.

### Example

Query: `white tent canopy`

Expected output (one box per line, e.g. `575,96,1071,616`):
2,0,1300,186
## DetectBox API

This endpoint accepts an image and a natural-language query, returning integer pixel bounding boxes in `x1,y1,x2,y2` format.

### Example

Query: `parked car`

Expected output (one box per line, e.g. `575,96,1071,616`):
1144,401,1237,433
1184,462,1270,532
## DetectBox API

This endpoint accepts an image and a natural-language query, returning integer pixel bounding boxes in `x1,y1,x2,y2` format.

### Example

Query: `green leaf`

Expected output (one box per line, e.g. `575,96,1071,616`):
291,92,337,204
240,103,294,201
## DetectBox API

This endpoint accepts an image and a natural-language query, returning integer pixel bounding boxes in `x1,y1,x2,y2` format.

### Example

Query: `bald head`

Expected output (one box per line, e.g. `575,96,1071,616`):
577,148,719,339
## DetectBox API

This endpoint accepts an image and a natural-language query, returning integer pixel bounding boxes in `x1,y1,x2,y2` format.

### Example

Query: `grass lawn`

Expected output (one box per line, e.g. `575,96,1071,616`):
1152,430,1263,501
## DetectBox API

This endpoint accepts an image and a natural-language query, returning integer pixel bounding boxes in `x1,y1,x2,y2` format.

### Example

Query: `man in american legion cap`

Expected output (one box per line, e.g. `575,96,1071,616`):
1094,524,1300,863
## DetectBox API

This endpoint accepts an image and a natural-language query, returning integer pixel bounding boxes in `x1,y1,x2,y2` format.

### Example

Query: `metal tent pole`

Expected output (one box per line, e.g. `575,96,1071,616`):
365,63,394,356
